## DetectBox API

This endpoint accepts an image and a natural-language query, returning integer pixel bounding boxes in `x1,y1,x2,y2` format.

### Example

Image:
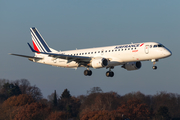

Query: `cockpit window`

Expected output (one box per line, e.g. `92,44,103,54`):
153,44,164,48
158,44,164,47
153,45,158,48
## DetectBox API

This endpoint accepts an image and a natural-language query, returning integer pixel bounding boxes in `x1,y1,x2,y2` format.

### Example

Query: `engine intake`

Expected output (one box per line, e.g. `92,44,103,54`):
122,61,141,71
91,58,108,69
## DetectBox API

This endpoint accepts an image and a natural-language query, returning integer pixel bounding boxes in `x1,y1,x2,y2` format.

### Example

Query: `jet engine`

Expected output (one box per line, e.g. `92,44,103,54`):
91,58,108,69
122,61,141,71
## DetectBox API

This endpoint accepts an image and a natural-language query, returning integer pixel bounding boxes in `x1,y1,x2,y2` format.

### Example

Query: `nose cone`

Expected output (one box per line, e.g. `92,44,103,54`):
165,49,172,57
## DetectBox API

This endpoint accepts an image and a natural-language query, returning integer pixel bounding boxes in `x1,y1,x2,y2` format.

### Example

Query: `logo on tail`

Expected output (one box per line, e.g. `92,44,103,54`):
30,27,51,53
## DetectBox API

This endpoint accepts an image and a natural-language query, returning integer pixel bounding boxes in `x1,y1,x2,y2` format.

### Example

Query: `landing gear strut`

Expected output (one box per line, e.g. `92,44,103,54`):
152,59,158,70
84,68,92,76
106,67,114,77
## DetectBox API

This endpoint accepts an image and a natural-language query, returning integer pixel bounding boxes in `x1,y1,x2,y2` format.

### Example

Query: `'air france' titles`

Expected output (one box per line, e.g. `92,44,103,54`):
115,44,140,49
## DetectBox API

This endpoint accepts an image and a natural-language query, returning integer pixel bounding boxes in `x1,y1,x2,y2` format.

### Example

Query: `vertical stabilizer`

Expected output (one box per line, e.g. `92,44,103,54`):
30,27,53,53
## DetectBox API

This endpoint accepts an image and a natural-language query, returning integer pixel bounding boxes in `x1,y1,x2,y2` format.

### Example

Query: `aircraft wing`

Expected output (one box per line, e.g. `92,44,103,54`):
41,52,92,62
9,53,42,59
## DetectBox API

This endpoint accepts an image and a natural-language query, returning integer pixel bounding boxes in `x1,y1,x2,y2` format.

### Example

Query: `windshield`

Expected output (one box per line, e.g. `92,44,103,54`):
153,45,158,48
158,44,164,47
153,44,164,48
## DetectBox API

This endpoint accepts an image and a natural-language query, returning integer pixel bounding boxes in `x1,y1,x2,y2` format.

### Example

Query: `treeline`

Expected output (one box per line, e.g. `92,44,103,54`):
0,79,180,120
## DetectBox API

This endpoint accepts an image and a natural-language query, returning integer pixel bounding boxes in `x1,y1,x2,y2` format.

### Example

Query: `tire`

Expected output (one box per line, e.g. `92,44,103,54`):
110,71,114,77
106,71,114,77
152,66,157,70
84,70,89,76
88,70,92,76
106,71,110,77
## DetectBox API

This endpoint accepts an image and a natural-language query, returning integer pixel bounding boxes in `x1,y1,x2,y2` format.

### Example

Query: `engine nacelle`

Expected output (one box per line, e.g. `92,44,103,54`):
122,61,141,71
91,58,108,69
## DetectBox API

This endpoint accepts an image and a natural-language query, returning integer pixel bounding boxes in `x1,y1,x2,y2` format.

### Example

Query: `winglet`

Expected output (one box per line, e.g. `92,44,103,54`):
27,43,39,53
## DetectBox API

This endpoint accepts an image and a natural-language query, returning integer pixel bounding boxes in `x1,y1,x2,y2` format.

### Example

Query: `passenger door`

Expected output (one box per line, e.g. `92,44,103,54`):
145,45,149,54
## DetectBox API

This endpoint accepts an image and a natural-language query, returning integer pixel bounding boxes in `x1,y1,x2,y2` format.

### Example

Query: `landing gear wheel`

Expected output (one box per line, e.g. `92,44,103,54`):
88,70,92,76
106,71,114,77
84,70,92,76
152,66,157,70
106,71,110,77
151,59,158,70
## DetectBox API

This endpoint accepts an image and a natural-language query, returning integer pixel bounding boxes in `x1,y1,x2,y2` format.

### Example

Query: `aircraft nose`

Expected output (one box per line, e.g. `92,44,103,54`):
165,49,172,57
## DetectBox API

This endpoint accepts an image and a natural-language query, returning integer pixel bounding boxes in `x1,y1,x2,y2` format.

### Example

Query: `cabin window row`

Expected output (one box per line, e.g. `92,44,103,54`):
68,47,137,56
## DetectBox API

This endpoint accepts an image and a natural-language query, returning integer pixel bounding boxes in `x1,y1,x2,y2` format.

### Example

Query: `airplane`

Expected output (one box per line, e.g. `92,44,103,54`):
10,27,172,77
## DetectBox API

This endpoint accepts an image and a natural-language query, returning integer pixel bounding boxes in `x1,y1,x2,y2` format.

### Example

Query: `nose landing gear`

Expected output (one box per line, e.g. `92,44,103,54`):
152,59,158,70
152,66,157,70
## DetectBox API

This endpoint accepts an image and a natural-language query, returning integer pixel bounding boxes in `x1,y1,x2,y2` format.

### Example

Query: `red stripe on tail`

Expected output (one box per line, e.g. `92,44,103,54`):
32,41,40,54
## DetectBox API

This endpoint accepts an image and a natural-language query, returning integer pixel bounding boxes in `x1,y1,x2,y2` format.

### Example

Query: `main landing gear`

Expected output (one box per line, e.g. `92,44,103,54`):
84,67,115,77
106,67,114,77
84,68,92,76
152,59,158,70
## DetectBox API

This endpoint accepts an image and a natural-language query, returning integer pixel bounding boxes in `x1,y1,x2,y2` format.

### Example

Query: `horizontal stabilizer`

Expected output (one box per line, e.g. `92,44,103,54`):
27,43,39,53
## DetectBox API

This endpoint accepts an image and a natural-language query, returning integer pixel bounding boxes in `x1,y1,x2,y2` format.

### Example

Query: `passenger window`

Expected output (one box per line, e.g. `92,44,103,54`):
112,50,114,52
128,48,130,50
122,49,123,51
115,50,117,52
91,52,93,54
109,50,111,52
150,45,152,48
118,49,120,51
82,53,84,55
131,48,133,50
98,51,100,53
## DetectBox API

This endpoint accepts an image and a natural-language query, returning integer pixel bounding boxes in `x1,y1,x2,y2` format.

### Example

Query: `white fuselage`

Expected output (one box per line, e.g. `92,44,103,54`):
34,42,171,68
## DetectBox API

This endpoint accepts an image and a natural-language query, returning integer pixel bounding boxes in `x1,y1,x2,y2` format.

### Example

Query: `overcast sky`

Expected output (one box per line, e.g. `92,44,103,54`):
1,0,180,98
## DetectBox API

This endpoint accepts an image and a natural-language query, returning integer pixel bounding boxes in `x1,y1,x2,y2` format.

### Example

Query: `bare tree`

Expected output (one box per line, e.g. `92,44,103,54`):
87,87,103,95
26,85,42,101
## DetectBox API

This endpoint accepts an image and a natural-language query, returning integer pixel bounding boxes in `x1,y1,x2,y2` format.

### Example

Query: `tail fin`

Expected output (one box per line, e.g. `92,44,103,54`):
30,27,56,53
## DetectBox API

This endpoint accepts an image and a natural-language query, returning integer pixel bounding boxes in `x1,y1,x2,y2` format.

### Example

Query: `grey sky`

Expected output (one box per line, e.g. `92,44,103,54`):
0,0,179,98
